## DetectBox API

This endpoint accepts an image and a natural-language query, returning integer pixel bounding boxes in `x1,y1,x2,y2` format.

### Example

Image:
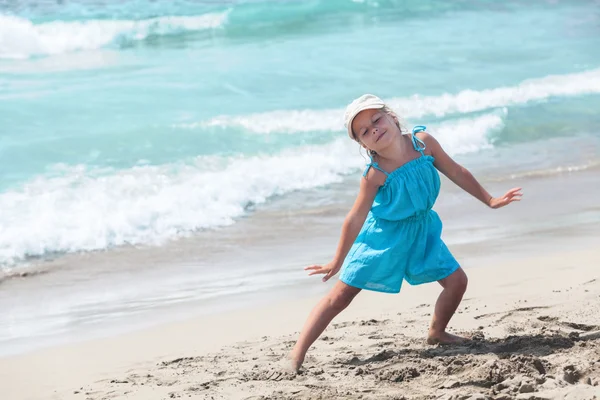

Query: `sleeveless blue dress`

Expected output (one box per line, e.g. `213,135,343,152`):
339,126,460,293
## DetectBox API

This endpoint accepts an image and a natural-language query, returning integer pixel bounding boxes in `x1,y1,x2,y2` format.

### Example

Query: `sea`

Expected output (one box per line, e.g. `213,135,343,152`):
1,0,599,356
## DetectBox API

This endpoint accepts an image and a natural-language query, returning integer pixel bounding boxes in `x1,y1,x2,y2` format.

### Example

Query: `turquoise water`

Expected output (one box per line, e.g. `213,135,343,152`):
1,0,600,268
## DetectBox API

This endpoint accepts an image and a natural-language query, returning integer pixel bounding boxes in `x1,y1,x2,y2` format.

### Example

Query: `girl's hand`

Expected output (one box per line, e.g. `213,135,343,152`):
488,187,523,209
305,261,342,282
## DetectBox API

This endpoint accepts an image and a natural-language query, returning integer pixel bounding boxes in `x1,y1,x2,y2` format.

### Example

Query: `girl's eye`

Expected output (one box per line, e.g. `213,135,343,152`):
374,118,380,123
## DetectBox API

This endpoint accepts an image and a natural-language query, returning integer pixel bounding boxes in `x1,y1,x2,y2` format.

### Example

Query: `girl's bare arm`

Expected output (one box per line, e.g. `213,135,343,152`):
305,168,384,281
419,132,522,209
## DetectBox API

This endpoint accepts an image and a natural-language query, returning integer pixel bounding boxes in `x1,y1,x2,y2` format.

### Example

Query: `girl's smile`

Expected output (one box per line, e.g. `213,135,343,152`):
375,129,386,142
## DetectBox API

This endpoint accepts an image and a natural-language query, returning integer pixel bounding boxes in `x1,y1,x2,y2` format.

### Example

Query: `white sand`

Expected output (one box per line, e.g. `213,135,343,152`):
1,248,600,400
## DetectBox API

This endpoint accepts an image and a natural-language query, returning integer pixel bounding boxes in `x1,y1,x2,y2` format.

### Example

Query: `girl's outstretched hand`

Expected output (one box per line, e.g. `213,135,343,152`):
489,187,523,209
305,261,341,282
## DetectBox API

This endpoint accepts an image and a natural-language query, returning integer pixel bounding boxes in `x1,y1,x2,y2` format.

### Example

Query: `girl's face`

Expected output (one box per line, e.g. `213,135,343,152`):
351,108,400,153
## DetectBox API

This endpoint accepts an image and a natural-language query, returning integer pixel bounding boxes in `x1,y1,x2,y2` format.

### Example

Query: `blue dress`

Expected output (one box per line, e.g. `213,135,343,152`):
339,126,460,293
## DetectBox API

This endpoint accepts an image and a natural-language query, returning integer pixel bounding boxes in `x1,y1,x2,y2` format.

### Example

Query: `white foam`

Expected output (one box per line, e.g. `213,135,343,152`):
0,13,228,59
0,113,501,266
431,110,505,155
180,69,600,134
386,69,600,118
0,140,358,266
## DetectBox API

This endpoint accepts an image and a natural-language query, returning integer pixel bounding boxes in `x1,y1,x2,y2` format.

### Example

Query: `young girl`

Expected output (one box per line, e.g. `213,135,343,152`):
289,94,522,371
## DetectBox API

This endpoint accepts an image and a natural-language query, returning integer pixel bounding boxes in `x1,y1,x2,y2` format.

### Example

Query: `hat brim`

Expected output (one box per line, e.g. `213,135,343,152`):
346,103,385,140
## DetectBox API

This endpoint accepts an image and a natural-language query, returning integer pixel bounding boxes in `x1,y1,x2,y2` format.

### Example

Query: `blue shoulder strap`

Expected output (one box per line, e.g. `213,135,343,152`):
363,156,389,177
411,125,427,155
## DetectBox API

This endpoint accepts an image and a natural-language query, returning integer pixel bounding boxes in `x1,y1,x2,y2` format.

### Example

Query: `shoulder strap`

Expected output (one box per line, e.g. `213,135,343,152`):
363,159,389,177
411,125,427,155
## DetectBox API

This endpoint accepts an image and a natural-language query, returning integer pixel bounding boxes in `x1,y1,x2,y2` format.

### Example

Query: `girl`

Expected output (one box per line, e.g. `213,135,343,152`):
289,94,522,371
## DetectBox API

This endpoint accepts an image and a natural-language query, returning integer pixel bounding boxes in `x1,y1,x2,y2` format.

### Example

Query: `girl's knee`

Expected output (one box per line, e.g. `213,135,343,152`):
328,293,353,312
444,268,468,293
454,269,468,293
327,284,359,312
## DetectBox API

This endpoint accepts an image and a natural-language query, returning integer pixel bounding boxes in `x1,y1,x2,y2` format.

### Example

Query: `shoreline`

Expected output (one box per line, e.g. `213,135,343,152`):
1,167,600,359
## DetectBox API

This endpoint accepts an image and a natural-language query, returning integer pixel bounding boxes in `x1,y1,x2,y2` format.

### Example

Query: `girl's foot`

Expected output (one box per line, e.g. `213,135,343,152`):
427,331,469,345
285,351,304,373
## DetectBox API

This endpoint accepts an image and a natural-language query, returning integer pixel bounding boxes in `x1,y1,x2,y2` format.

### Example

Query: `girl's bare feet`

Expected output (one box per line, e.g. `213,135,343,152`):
285,351,304,373
427,330,469,345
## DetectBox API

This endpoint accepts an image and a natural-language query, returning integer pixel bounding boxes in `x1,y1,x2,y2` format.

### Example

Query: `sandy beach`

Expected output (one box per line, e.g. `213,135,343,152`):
2,1,600,399
2,243,599,400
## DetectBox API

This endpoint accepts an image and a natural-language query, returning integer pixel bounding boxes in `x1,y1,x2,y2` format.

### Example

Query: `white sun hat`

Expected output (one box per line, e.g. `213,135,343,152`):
344,94,386,140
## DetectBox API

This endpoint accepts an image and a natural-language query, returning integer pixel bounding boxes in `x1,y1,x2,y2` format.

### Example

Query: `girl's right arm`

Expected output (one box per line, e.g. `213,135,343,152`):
305,169,384,282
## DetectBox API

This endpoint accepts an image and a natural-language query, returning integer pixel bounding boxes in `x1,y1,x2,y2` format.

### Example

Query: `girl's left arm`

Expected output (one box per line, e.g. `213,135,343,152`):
419,132,522,209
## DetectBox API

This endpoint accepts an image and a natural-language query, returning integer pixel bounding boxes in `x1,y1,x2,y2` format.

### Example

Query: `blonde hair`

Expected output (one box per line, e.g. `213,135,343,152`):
381,105,405,133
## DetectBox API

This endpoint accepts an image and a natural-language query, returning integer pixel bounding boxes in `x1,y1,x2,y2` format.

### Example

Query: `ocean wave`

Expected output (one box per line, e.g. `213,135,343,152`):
0,112,501,267
0,0,479,59
180,69,600,134
0,13,228,59
0,139,358,267
432,111,505,155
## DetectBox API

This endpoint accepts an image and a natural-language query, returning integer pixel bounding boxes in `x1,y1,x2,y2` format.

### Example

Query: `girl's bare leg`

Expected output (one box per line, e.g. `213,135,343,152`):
427,267,469,344
289,281,361,371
